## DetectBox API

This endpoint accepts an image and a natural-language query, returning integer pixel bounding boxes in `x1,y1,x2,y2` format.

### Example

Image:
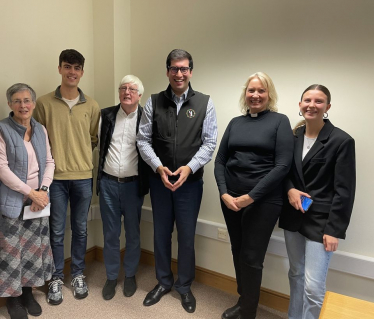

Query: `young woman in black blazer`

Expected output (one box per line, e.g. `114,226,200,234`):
279,84,356,319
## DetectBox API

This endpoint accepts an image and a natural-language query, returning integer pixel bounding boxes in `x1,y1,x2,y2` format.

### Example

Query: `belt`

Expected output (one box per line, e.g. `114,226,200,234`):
102,172,138,183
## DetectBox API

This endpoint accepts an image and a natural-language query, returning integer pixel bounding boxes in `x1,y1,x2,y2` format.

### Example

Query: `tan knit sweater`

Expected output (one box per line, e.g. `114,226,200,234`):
34,87,100,180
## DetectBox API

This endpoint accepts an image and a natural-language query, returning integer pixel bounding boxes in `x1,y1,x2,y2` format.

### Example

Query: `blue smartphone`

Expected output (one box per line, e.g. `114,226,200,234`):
300,195,313,211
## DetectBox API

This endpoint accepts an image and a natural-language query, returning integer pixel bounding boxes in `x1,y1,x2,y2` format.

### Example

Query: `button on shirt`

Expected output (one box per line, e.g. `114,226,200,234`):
102,107,138,177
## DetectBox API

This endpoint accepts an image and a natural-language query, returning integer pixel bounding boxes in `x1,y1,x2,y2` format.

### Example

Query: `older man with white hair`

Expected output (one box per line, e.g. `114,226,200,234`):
97,75,149,300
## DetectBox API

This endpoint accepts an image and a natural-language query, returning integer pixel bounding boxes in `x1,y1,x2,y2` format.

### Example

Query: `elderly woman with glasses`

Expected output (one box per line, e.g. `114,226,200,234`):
214,72,294,319
0,83,55,319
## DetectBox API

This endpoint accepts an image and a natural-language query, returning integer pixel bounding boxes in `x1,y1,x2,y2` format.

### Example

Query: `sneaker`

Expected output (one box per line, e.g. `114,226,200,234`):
21,287,42,316
6,296,28,319
47,277,64,305
71,275,88,299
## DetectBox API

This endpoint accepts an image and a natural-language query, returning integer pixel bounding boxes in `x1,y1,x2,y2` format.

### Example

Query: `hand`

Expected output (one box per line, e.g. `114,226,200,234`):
171,166,192,191
30,202,44,212
156,166,174,191
234,194,254,209
28,189,49,208
323,234,339,252
221,193,240,212
288,188,311,213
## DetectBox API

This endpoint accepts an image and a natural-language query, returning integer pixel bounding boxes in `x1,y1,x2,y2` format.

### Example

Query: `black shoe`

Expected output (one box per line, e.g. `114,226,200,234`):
222,301,241,319
180,291,196,313
21,287,42,316
6,297,28,319
143,284,171,306
102,279,117,300
123,276,137,297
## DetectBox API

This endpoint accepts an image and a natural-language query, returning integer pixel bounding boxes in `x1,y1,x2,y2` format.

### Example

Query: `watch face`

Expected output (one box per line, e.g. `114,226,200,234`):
41,186,48,191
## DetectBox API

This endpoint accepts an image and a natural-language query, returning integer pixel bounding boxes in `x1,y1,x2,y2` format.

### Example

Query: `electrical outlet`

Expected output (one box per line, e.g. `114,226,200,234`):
217,228,228,241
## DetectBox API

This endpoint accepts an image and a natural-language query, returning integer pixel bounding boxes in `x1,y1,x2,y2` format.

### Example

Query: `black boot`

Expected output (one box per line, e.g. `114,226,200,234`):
6,297,28,319
21,287,42,316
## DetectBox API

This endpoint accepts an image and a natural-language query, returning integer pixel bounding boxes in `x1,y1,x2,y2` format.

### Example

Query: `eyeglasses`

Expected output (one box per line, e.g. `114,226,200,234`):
119,86,139,94
11,99,33,106
168,66,191,75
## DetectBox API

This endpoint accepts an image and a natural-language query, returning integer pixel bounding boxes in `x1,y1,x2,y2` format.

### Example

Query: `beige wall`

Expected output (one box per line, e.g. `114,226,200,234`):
131,1,374,253
131,0,374,302
0,0,96,119
1,0,373,304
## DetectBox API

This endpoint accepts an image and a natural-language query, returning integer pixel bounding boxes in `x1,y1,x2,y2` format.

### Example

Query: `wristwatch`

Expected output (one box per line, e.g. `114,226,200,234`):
40,185,49,192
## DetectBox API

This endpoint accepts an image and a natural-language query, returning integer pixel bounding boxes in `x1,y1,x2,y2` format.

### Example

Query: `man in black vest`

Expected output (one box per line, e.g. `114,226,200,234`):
137,49,218,313
97,75,149,301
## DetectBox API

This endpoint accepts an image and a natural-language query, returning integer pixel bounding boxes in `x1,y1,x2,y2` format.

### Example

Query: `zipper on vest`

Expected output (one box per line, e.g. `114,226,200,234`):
167,111,173,137
174,116,178,170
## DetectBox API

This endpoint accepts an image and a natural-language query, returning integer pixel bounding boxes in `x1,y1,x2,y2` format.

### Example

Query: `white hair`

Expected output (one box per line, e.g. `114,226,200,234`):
118,75,144,95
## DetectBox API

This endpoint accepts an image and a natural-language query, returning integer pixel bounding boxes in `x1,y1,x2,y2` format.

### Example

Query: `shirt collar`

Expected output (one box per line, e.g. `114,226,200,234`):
118,105,138,118
171,87,189,102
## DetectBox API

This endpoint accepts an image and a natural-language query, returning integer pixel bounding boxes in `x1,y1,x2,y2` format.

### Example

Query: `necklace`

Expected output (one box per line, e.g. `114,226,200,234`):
304,135,316,149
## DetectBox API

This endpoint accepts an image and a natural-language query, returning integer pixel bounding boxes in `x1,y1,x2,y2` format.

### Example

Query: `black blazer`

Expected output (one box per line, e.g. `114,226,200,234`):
279,120,356,243
96,104,149,196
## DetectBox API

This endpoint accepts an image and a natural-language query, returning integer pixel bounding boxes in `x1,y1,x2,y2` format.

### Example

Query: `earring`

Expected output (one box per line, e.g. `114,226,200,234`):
323,112,328,118
299,111,303,116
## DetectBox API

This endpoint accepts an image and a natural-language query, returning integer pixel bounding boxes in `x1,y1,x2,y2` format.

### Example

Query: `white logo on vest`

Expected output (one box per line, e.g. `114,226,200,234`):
186,109,196,118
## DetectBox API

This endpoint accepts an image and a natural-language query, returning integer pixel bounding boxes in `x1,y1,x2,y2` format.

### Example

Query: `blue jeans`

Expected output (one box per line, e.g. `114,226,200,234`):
284,230,333,319
149,176,203,294
99,176,143,280
49,179,93,279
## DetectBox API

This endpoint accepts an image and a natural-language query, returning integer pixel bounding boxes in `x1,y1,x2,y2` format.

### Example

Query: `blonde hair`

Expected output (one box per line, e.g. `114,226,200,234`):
239,72,278,115
293,120,306,135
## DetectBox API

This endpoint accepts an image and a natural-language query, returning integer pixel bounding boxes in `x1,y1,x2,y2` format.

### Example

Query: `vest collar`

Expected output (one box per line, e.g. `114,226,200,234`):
8,112,38,138
164,83,195,102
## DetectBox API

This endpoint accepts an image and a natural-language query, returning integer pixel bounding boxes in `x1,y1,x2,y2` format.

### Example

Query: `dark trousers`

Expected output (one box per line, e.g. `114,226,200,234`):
221,200,281,319
99,176,144,280
149,176,203,294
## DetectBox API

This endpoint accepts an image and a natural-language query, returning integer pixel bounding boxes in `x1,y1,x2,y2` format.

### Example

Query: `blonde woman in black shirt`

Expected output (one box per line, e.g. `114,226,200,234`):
215,72,293,319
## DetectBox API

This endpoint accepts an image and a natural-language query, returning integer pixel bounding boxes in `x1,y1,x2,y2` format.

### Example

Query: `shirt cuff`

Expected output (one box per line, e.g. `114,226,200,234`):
248,190,257,202
150,158,163,173
218,186,228,196
41,178,52,188
187,158,200,174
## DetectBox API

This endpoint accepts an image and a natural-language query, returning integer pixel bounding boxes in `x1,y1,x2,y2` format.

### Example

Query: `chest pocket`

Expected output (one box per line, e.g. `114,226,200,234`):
154,109,175,140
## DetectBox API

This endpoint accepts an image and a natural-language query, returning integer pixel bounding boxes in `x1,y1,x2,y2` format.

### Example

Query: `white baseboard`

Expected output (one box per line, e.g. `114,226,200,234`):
90,203,374,280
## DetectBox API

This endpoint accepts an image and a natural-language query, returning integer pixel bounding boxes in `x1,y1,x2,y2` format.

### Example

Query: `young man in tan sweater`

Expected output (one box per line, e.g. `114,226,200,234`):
34,49,100,305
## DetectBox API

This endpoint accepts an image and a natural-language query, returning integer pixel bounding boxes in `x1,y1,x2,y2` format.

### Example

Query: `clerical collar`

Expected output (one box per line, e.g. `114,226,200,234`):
248,109,270,117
